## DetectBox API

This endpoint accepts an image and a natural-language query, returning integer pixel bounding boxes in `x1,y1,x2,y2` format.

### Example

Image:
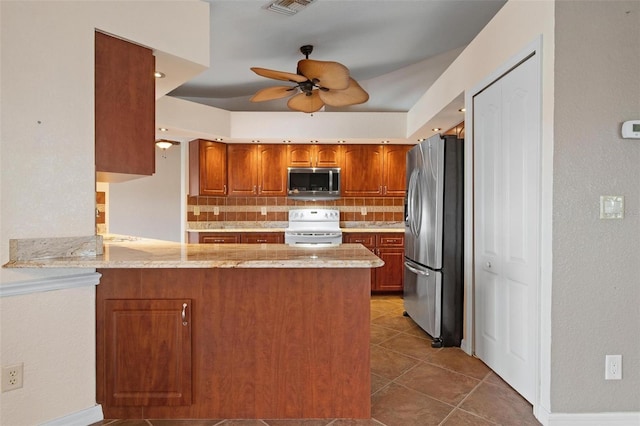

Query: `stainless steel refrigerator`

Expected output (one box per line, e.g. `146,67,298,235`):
403,134,464,348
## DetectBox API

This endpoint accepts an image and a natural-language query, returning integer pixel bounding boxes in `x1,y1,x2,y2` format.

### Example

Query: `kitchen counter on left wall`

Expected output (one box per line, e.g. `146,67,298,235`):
3,234,384,269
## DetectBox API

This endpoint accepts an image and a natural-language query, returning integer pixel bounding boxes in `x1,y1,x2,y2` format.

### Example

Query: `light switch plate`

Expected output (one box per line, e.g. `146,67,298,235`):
600,196,624,219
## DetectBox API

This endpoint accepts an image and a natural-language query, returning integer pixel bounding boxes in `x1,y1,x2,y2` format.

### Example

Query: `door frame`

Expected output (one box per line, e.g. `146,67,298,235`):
462,35,550,419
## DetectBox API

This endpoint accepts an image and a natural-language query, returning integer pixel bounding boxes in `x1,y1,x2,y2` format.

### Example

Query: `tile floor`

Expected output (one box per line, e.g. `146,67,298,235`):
94,295,540,426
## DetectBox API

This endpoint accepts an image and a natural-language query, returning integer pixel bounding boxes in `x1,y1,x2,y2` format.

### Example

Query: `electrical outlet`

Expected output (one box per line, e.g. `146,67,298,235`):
605,355,622,380
213,206,220,216
2,363,23,392
260,207,267,216
193,206,200,216
360,207,367,216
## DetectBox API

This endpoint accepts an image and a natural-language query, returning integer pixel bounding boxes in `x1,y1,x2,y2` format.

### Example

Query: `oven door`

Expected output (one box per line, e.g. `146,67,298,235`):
284,231,342,246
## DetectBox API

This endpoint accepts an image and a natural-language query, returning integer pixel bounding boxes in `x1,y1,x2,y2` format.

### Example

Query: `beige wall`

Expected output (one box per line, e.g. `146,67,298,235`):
552,0,640,413
0,1,209,424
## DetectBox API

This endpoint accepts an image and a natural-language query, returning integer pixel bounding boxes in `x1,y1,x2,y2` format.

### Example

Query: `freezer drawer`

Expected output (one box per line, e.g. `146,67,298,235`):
403,260,442,346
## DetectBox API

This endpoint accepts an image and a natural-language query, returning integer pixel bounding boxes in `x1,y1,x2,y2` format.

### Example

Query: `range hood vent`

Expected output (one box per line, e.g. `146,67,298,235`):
265,0,316,16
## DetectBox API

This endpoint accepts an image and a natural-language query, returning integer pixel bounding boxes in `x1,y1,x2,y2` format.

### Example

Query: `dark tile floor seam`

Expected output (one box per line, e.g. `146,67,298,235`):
445,377,502,425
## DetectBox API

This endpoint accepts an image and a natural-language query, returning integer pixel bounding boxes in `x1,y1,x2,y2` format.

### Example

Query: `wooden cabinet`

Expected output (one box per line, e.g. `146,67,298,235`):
382,145,412,196
101,298,192,407
199,233,241,244
96,267,371,419
342,145,384,196
192,232,283,244
95,32,155,181
287,144,341,167
240,232,284,243
189,139,227,196
342,145,411,196
227,144,287,196
344,232,404,292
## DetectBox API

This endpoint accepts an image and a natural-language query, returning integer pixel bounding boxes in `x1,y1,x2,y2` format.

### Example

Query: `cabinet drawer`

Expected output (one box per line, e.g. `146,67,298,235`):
241,233,284,244
200,233,241,244
343,233,376,249
377,234,404,247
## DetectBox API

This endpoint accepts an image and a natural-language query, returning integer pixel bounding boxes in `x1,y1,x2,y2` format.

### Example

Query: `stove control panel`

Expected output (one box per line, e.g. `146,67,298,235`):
288,209,339,222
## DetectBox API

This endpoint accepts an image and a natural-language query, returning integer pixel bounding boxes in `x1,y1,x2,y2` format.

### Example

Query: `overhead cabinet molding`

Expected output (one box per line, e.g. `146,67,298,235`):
95,31,155,182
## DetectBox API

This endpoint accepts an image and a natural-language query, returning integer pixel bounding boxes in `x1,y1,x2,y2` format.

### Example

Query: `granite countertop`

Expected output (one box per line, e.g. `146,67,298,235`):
4,235,384,269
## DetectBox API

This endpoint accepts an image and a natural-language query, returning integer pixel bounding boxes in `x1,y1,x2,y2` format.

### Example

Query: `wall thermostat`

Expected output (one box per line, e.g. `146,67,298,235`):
621,120,640,139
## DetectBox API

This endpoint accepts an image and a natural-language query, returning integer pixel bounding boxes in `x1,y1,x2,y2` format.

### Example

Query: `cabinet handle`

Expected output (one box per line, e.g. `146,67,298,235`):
258,185,261,194
379,185,383,194
253,185,257,194
223,184,227,195
383,185,387,195
181,303,188,326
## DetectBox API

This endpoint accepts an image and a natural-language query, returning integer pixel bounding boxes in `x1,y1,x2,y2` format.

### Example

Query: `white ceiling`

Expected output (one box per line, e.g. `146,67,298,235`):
168,0,506,114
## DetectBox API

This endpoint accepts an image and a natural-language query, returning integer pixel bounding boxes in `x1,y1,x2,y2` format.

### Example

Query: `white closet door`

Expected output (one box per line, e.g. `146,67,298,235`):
474,53,540,403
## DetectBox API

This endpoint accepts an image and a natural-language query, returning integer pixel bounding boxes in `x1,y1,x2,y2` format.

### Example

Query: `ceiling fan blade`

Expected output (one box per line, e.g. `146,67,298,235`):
250,86,296,102
318,78,369,107
287,91,325,113
297,59,350,90
250,67,308,83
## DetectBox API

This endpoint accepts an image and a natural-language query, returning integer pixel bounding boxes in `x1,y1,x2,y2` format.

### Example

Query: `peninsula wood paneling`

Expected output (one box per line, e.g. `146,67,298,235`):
97,268,371,419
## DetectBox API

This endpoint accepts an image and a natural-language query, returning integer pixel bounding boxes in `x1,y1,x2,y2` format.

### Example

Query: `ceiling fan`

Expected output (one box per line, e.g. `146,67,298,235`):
249,45,369,113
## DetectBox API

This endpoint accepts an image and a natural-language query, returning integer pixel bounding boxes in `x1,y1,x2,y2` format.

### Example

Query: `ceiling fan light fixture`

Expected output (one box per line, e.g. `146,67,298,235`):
265,0,316,16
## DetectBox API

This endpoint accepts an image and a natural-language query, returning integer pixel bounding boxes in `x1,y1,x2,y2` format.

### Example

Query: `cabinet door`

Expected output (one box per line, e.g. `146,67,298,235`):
287,145,314,167
200,233,241,243
95,32,155,179
227,145,258,196
241,233,284,243
104,299,192,406
374,248,405,292
257,145,287,196
383,145,412,196
315,145,342,167
342,145,384,196
189,140,227,196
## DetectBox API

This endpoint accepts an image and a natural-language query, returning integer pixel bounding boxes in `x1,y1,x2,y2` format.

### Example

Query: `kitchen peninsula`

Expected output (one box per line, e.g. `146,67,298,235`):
4,236,382,420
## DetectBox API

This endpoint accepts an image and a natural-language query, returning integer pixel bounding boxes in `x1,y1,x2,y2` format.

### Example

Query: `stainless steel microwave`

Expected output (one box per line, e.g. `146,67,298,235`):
287,167,341,200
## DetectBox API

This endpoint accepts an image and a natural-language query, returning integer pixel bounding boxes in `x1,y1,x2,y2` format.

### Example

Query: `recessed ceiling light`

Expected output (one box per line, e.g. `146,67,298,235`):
158,127,168,132
458,108,466,112
310,140,318,143
283,140,291,143
381,140,390,144
337,140,346,144
432,128,441,132
154,71,165,79
252,140,260,143
215,138,223,141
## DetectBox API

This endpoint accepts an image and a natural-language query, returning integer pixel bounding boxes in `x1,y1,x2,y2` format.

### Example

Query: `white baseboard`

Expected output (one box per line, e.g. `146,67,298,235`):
41,404,103,426
538,408,640,426
0,272,101,297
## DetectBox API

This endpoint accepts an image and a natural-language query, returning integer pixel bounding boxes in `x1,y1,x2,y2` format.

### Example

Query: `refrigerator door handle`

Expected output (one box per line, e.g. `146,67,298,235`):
404,261,430,276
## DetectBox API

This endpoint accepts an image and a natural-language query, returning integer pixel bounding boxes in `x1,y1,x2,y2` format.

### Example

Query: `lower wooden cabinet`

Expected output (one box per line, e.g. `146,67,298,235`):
191,232,284,244
102,298,192,407
343,232,404,292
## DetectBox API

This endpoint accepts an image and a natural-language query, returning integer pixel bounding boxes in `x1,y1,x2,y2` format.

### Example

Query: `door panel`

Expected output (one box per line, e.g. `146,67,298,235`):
473,53,540,403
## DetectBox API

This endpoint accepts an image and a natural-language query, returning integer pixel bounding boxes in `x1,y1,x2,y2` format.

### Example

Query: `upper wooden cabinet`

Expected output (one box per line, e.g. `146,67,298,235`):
227,144,287,196
342,145,384,196
189,139,227,196
95,32,155,181
382,145,412,196
287,145,342,168
342,144,411,197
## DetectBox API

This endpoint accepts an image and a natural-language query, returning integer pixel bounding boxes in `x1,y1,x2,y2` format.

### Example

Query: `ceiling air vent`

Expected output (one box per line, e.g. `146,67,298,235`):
265,0,316,16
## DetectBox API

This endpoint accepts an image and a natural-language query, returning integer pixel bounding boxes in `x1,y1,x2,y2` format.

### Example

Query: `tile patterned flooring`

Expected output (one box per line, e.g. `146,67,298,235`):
94,295,540,426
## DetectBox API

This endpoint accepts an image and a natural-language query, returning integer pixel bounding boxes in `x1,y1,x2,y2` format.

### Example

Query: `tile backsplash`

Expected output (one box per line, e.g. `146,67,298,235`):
187,196,404,229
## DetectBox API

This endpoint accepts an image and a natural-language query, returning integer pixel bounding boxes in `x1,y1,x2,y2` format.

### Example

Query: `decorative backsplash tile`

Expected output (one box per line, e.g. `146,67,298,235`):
186,196,404,229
